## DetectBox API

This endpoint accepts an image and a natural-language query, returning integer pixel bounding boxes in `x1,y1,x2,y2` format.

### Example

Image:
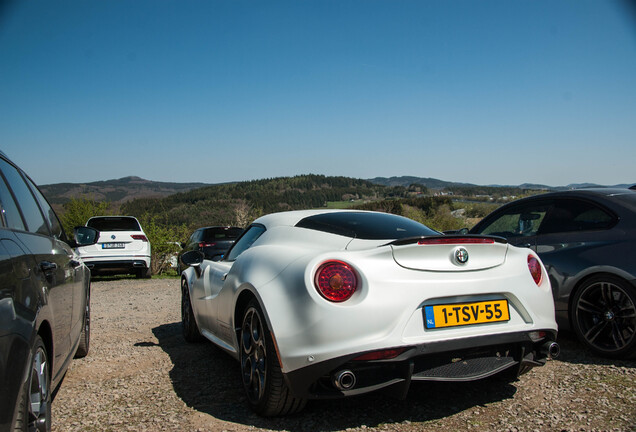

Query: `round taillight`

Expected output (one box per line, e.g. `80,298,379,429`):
527,255,543,286
314,261,357,302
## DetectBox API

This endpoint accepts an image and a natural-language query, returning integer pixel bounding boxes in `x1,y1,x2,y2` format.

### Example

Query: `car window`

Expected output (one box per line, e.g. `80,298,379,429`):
0,158,49,235
296,212,438,240
202,227,243,241
87,217,141,231
539,199,616,234
27,177,66,240
0,172,26,231
225,225,265,261
476,201,551,238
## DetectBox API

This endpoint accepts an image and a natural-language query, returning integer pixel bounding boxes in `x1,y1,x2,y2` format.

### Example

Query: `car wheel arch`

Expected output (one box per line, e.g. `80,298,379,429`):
232,287,278,347
234,288,261,335
36,320,54,369
567,270,636,326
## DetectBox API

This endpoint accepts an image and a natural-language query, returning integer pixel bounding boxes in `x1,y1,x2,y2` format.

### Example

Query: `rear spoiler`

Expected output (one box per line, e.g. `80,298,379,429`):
388,234,508,247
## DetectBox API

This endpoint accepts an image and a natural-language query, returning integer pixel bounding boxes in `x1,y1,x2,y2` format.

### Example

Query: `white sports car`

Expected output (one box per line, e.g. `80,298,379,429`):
180,210,559,416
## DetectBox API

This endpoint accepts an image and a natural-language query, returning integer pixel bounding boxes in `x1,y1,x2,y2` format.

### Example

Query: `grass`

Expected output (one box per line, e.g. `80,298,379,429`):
325,200,361,209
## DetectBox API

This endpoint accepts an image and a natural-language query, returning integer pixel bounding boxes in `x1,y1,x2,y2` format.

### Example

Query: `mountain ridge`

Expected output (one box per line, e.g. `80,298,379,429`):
40,175,634,207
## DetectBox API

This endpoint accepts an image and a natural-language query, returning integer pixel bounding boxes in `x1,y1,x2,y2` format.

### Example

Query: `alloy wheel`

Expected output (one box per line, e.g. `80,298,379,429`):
240,306,267,404
181,280,192,332
575,280,636,354
28,345,50,432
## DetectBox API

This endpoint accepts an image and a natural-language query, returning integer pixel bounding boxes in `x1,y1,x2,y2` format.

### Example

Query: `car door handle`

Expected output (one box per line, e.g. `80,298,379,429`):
221,273,228,281
39,261,58,273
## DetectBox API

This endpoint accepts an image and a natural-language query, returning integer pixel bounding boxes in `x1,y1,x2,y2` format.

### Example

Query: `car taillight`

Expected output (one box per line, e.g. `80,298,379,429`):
199,242,216,248
314,261,357,302
527,255,543,285
131,234,148,242
352,347,407,361
418,237,495,245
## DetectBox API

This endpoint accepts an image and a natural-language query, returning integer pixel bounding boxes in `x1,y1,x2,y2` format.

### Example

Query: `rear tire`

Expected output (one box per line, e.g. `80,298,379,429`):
181,279,204,342
136,267,152,279
75,286,90,358
240,299,306,416
14,335,51,432
571,275,636,358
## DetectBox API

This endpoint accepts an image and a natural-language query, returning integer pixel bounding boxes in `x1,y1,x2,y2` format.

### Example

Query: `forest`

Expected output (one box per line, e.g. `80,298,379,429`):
57,174,536,275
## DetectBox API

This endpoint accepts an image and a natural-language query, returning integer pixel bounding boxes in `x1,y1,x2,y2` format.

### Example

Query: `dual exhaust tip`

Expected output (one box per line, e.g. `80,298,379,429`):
542,341,560,358
332,341,560,391
332,370,356,391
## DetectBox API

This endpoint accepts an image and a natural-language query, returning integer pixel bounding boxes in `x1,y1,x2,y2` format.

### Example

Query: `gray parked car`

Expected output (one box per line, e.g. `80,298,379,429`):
0,151,98,431
177,226,243,273
468,188,636,358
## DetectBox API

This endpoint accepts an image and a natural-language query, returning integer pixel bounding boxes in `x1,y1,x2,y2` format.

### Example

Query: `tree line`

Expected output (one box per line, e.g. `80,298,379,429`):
57,174,514,275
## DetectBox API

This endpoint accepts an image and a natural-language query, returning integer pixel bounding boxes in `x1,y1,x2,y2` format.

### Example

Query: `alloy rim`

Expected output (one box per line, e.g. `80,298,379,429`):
182,282,190,329
576,281,636,353
29,346,49,432
85,291,91,340
241,307,266,404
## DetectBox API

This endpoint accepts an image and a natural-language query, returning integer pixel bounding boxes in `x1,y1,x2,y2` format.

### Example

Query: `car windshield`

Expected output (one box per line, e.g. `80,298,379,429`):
296,212,439,240
202,227,243,241
87,217,141,231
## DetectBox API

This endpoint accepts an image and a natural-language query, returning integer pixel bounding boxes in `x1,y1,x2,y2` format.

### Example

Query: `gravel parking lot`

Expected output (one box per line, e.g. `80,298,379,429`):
51,278,636,432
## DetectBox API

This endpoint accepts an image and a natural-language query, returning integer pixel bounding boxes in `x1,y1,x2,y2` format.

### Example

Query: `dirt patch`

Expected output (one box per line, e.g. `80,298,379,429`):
51,278,636,431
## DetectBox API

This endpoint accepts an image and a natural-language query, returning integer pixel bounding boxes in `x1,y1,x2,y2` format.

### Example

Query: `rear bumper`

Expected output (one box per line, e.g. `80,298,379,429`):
283,330,558,400
83,257,150,275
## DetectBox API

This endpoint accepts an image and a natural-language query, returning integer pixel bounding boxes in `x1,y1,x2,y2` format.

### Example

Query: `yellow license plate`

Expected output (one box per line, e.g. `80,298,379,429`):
424,300,509,329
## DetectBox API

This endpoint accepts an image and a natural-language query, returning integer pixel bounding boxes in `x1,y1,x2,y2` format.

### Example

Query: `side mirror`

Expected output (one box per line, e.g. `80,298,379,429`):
181,250,204,267
73,226,99,247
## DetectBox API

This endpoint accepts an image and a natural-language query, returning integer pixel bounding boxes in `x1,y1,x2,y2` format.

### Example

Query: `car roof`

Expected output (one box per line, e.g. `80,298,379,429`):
537,188,635,198
486,187,636,215
502,188,635,203
253,209,369,229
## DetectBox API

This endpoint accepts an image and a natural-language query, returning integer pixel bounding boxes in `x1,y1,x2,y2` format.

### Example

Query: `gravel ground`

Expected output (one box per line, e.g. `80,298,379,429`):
51,278,636,432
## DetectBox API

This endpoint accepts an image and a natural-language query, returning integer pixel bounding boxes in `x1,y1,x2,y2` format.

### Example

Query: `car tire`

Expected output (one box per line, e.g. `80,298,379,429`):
75,286,90,358
240,299,306,416
14,335,51,432
181,279,204,342
571,275,636,358
136,267,152,279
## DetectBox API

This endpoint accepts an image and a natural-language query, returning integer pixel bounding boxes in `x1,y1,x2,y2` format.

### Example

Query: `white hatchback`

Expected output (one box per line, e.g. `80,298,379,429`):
78,216,152,278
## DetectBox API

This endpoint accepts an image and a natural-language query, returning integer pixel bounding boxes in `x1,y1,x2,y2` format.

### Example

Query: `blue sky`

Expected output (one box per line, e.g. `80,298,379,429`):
1,0,635,187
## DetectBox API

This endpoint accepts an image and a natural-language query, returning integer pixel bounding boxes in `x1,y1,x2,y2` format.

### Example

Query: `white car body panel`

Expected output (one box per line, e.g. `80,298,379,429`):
182,209,558,401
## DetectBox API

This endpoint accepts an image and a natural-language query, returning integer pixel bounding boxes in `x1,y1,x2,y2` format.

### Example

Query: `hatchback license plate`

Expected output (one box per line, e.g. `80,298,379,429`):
102,242,125,249
424,300,509,329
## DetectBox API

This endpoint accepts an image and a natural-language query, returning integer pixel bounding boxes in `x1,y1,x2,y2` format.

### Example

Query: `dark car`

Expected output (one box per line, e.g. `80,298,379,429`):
0,152,98,431
177,226,243,273
469,188,636,358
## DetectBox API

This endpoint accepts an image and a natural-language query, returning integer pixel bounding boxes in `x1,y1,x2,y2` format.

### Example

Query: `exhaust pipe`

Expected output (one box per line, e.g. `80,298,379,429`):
332,370,356,391
541,341,560,358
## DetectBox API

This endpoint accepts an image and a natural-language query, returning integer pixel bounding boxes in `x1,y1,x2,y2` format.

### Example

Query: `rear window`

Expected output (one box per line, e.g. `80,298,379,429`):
540,199,616,234
87,217,141,232
202,227,243,241
296,212,439,240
